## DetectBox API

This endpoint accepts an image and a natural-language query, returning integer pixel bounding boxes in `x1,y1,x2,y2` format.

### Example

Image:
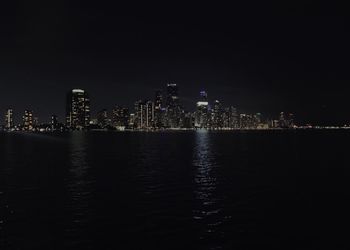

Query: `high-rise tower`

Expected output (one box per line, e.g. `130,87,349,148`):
112,106,129,128
5,109,14,130
23,110,33,131
165,83,181,128
97,109,109,128
154,90,163,128
212,100,223,128
66,89,90,130
195,91,209,128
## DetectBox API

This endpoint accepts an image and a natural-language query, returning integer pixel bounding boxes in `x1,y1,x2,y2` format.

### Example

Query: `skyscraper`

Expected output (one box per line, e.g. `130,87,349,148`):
211,100,223,129
66,89,90,130
253,113,262,128
23,110,33,131
33,117,39,127
97,109,109,128
195,91,209,128
181,111,194,128
229,106,239,129
134,100,144,129
51,114,58,131
134,100,155,129
129,113,135,128
223,107,230,128
5,109,13,130
279,112,286,128
287,113,295,128
155,89,163,109
240,114,254,129
154,90,163,128
145,100,155,128
165,83,181,128
112,106,129,129
199,90,208,101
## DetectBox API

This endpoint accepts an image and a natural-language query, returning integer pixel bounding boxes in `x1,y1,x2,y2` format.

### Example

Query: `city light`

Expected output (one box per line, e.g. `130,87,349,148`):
1,84,348,132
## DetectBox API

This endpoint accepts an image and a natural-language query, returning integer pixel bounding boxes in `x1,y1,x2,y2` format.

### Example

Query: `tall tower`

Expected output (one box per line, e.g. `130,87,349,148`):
134,100,144,129
212,100,223,129
97,109,108,128
5,109,14,130
199,90,207,102
279,112,286,128
154,89,163,109
66,89,90,130
229,106,239,129
154,90,163,128
145,100,155,128
112,106,129,128
51,115,58,131
23,110,33,131
195,91,209,128
165,83,180,128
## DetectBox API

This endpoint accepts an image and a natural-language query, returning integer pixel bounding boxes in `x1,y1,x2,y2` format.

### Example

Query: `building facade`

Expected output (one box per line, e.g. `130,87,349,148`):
66,89,90,130
5,109,14,130
195,91,209,128
165,83,181,128
97,109,109,128
211,100,223,129
154,90,163,128
23,110,33,131
112,106,129,129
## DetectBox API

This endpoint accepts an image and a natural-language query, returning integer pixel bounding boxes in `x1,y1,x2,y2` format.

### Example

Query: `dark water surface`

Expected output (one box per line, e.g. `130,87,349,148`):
1,131,349,249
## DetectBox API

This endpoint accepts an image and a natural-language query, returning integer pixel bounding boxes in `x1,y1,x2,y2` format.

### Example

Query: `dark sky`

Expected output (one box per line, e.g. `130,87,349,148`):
0,2,349,125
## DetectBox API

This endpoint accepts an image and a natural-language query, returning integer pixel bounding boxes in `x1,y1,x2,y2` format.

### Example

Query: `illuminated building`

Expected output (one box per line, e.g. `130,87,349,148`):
229,106,239,128
112,106,129,129
134,100,155,129
23,110,33,131
129,113,135,128
222,106,239,129
223,108,230,128
134,100,144,129
51,115,58,131
33,117,39,128
271,119,279,128
253,113,262,128
97,109,109,128
195,91,209,128
240,114,254,129
279,112,292,128
165,83,181,128
5,109,13,130
65,89,90,130
287,113,294,128
145,100,155,128
276,112,295,128
154,90,163,128
212,100,223,129
181,111,194,128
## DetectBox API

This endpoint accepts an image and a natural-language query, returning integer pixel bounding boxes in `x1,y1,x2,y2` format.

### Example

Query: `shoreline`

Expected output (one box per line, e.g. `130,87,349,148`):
1,127,350,133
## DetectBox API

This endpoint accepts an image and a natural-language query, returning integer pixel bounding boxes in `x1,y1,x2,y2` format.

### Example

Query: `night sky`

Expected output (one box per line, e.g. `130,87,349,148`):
0,2,349,125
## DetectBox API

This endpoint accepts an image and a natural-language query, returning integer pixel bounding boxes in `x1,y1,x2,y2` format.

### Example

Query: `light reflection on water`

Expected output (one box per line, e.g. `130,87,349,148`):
65,132,95,246
1,131,348,249
193,130,223,242
0,134,19,244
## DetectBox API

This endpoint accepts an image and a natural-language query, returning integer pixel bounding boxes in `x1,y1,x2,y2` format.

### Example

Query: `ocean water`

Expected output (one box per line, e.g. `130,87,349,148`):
0,130,349,249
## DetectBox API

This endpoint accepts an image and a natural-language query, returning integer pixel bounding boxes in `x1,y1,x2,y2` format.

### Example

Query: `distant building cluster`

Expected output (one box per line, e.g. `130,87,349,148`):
1,84,298,132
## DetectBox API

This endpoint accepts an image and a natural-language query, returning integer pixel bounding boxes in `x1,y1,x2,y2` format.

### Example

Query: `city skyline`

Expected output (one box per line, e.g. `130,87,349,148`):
2,84,299,128
1,83,300,125
2,82,350,129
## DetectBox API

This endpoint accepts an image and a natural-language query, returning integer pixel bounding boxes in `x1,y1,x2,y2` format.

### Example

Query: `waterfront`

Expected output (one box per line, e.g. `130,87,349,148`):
1,130,349,249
